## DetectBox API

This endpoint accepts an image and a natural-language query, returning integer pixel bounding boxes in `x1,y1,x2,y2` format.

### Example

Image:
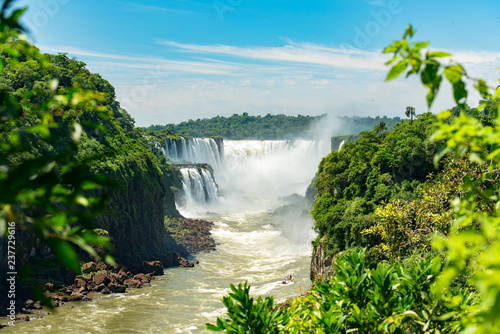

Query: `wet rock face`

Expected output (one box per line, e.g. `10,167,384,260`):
310,236,336,282
178,257,197,268
92,273,109,286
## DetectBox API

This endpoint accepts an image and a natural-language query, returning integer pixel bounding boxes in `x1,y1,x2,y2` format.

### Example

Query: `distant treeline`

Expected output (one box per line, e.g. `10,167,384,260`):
145,113,402,139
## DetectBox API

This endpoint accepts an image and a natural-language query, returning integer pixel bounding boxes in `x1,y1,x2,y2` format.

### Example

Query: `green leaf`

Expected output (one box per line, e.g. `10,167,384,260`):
453,81,467,106
428,51,452,58
386,59,408,81
49,238,81,274
469,152,483,164
444,65,463,84
421,63,439,86
413,41,430,51
426,74,442,108
403,24,416,39
206,324,223,331
474,79,489,99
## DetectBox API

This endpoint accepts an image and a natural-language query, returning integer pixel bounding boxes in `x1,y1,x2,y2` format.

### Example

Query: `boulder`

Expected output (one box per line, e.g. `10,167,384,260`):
92,273,109,286
95,284,106,292
114,272,129,284
70,291,84,301
124,279,142,289
75,278,87,288
96,263,108,271
133,273,151,284
141,261,164,276
81,262,97,274
178,256,195,268
15,314,30,322
108,283,127,293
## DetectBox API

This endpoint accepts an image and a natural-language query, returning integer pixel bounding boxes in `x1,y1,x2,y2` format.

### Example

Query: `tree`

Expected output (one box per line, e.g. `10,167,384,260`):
374,120,387,139
405,106,415,124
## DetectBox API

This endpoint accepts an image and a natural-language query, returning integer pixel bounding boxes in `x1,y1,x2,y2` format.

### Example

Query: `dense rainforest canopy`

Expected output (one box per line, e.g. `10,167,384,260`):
312,112,441,255
146,113,402,140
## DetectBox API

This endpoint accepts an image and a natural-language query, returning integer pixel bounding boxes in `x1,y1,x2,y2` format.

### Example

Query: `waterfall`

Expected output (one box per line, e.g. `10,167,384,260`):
220,140,330,208
165,138,224,172
166,137,331,211
338,140,345,151
179,168,219,207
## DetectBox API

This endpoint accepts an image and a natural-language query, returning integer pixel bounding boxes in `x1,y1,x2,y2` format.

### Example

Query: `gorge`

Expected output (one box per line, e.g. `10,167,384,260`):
3,136,331,333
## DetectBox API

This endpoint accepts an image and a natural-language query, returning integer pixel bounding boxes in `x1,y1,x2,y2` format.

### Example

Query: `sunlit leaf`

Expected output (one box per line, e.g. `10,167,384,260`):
428,51,452,58
386,59,408,81
453,81,467,106
71,122,82,142
444,65,463,84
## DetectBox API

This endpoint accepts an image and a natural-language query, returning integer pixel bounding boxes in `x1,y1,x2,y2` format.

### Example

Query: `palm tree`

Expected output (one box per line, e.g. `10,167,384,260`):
405,106,416,124
374,120,387,140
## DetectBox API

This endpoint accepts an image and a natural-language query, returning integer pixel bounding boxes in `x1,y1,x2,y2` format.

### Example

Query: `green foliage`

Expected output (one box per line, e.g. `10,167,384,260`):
384,25,489,110
0,4,116,278
364,157,497,260
312,112,439,255
384,25,500,333
146,114,402,140
0,1,180,289
207,282,283,333
208,250,475,333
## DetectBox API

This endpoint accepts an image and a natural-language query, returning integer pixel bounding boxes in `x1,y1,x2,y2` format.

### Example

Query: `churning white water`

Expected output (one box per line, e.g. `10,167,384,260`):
167,138,330,213
179,168,219,207
218,140,329,210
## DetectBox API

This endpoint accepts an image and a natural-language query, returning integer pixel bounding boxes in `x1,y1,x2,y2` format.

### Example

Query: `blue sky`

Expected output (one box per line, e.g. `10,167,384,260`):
17,0,500,126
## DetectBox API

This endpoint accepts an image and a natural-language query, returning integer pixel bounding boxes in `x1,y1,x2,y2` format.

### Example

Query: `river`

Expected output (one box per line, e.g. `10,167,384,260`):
4,211,313,333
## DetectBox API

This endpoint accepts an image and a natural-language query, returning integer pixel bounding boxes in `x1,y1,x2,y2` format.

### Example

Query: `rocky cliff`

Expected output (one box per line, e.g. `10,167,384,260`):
310,236,336,282
93,155,168,271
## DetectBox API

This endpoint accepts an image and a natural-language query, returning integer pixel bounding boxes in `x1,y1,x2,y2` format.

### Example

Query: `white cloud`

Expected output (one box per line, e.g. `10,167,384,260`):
159,40,387,71
38,42,500,127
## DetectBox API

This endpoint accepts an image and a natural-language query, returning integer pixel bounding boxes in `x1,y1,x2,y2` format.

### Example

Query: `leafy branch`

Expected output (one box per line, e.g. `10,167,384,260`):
384,24,491,110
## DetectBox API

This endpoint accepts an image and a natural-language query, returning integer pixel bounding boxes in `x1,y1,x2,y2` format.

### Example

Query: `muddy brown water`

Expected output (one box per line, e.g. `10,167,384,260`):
3,211,313,333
